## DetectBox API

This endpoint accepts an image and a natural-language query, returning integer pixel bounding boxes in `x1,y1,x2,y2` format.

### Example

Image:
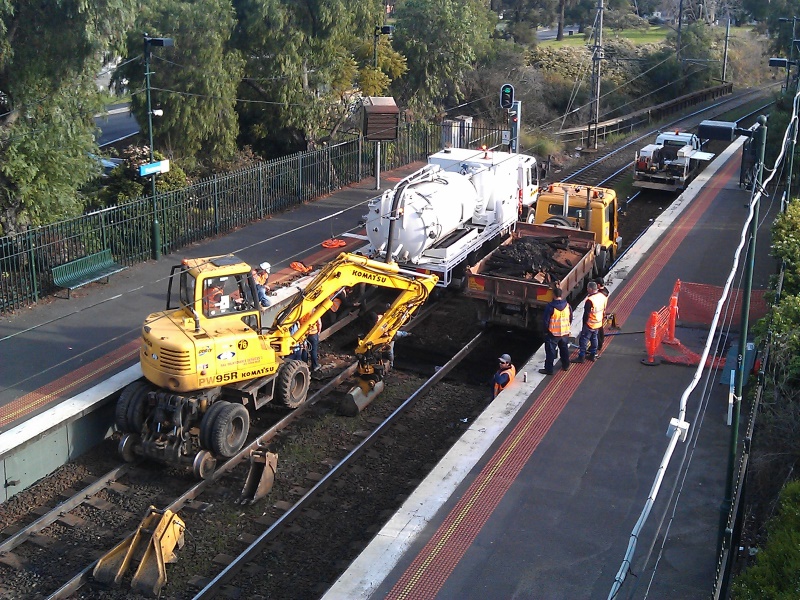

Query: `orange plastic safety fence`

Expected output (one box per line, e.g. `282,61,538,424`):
644,279,681,364
677,282,769,328
643,278,754,368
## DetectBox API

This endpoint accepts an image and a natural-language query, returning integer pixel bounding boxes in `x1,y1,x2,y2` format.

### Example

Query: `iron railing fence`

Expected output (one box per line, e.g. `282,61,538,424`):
0,122,506,313
554,83,734,147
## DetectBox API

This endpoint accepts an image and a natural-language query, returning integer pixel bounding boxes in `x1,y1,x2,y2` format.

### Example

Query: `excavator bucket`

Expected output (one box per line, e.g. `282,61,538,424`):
340,378,385,417
93,506,185,597
238,448,278,505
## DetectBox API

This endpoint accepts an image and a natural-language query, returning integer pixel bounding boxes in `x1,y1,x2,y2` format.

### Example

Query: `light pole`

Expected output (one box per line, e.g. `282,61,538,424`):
779,17,799,91
144,33,174,260
371,25,394,191
373,25,394,69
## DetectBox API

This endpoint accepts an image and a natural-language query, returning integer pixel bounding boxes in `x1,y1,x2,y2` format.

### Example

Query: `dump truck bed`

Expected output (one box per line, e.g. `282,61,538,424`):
464,222,597,330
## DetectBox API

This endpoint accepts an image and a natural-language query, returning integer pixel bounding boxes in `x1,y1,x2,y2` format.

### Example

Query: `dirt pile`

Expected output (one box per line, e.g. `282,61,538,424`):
482,235,583,284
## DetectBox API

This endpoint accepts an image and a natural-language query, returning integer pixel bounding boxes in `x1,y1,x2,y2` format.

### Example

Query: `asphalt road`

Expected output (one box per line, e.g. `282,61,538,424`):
94,103,139,147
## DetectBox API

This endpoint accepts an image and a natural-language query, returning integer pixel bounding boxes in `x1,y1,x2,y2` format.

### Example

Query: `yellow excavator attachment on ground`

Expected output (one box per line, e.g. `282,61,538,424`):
93,506,185,596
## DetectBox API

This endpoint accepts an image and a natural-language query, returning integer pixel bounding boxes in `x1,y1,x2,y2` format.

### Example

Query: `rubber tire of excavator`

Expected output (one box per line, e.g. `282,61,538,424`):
115,381,151,433
210,403,250,458
276,360,311,409
200,401,229,451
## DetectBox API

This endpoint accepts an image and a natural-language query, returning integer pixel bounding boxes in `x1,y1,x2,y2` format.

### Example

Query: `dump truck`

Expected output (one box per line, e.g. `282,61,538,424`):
464,183,619,332
633,131,714,191
364,147,540,287
115,252,438,478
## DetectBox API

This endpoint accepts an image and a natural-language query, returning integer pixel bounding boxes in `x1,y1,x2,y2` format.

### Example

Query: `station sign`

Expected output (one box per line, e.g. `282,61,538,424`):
139,160,170,177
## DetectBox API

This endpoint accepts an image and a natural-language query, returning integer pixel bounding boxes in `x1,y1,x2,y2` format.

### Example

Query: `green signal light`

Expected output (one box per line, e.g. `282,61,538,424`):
500,83,515,109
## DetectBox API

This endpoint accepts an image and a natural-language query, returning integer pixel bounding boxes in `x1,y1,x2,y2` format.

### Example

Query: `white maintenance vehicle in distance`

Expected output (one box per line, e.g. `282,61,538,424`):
364,147,540,288
633,131,714,192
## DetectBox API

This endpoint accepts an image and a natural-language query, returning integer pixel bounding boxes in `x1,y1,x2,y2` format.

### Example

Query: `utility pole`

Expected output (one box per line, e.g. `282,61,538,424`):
143,34,173,260
587,0,604,150
722,19,730,82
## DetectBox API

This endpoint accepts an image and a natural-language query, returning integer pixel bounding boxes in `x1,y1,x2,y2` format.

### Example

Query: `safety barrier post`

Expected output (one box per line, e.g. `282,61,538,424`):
664,295,680,345
641,311,661,366
664,279,681,345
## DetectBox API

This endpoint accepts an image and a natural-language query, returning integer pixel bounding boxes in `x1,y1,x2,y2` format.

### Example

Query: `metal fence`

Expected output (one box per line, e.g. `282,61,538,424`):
554,83,734,147
0,122,505,313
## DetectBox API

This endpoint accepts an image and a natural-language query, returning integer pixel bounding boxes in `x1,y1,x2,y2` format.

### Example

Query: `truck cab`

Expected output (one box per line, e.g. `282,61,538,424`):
534,182,620,270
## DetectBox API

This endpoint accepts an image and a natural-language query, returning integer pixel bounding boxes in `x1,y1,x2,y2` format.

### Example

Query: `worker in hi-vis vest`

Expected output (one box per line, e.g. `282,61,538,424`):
575,281,607,363
540,287,573,375
493,354,516,398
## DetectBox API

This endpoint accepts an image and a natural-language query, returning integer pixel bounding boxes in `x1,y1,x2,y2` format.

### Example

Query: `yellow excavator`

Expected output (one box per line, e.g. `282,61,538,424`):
116,252,438,477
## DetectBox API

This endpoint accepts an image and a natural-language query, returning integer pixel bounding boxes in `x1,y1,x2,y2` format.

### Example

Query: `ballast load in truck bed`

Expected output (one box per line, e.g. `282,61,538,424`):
464,222,599,332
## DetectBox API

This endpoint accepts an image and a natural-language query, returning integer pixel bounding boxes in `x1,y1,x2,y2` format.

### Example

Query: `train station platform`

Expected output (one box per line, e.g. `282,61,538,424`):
321,138,776,598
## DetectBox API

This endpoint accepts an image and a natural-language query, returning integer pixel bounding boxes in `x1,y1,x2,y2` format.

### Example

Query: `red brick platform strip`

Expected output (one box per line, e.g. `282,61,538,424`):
386,155,742,599
0,339,140,429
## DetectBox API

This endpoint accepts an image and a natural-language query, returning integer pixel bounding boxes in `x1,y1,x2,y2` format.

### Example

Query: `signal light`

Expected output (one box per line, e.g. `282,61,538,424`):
500,83,514,109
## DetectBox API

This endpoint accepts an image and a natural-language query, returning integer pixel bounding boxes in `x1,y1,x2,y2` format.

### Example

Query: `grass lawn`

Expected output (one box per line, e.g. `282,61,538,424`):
541,25,670,47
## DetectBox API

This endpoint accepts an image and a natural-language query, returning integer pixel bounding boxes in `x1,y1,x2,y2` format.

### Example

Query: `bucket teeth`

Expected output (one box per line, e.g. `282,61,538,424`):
93,506,185,596
238,449,278,505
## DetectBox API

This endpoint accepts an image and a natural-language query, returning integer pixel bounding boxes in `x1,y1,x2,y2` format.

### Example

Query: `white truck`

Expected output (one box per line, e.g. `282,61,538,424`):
363,147,540,287
633,131,714,192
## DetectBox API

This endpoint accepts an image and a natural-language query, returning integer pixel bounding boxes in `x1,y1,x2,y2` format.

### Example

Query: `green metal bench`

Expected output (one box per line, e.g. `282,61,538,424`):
52,249,127,298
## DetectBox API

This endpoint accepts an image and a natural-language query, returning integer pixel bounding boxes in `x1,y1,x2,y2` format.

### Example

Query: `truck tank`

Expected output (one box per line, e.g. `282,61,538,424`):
366,168,480,263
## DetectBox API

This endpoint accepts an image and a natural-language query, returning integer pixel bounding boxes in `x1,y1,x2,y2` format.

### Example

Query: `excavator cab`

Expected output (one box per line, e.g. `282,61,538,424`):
165,255,262,331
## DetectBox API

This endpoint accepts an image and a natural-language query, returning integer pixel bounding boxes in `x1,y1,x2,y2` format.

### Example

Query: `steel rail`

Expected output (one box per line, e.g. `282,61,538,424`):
192,330,487,599
0,464,133,554
45,296,449,599
563,85,777,184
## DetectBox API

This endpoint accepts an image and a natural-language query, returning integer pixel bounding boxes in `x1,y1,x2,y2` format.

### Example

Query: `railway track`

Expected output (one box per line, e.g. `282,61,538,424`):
0,296,521,600
556,84,776,186
0,86,778,600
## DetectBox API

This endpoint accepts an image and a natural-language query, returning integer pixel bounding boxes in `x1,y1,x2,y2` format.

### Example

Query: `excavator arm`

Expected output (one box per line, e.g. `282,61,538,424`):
270,252,438,361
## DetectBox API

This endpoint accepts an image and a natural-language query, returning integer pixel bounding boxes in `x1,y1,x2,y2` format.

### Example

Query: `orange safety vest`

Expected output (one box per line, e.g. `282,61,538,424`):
586,292,608,329
307,319,322,335
493,364,516,397
549,305,571,337
203,286,222,312
254,270,269,287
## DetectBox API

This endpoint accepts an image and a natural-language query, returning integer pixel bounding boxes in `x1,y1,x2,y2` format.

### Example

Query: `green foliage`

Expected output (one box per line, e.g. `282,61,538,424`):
0,0,137,235
771,201,800,296
732,480,800,599
760,294,800,391
84,144,189,211
232,0,386,156
604,9,649,32
392,0,496,116
523,133,560,159
115,0,244,167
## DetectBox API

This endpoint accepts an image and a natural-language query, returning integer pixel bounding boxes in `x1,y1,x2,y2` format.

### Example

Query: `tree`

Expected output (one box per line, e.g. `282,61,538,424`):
232,0,387,156
114,0,244,170
0,0,137,235
392,0,496,115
